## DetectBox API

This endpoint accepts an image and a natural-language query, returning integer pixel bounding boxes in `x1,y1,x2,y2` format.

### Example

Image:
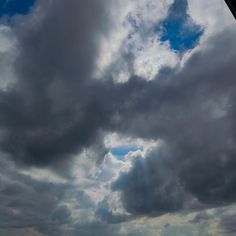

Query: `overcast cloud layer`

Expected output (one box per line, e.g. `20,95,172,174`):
0,0,236,235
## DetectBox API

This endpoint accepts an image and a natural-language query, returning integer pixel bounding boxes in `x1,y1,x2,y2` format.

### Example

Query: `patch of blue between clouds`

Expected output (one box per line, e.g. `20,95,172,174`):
0,0,35,18
155,0,204,52
111,146,143,160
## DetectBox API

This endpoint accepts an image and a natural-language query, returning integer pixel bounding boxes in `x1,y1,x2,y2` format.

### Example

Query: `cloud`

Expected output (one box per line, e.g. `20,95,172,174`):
112,146,191,215
220,214,236,234
187,0,234,40
0,228,47,236
0,25,16,89
112,27,236,214
0,155,104,235
96,198,129,224
95,0,178,81
0,158,70,231
0,0,236,235
0,0,112,166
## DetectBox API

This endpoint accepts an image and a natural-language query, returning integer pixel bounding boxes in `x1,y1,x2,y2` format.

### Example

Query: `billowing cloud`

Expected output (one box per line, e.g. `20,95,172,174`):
112,146,189,215
112,27,236,214
0,0,236,235
0,0,112,166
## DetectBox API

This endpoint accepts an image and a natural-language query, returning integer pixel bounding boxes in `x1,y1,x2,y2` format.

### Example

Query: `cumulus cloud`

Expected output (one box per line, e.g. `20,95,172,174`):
112,146,189,215
0,0,236,235
0,0,112,166
95,0,177,81
112,27,236,215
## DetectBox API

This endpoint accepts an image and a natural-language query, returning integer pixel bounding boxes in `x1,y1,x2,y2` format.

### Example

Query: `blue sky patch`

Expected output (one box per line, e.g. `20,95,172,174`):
156,0,203,52
111,146,143,160
0,0,35,18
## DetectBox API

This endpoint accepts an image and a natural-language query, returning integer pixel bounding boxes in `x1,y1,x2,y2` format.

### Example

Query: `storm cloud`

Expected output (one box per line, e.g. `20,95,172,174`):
112,28,236,214
0,0,236,235
0,0,113,166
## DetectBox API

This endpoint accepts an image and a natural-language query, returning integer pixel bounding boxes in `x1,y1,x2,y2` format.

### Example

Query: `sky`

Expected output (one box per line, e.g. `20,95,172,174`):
0,0,236,235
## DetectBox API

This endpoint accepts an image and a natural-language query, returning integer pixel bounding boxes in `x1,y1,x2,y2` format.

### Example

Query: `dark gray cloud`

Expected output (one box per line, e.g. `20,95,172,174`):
96,198,129,224
0,158,70,231
220,213,236,233
71,222,119,236
0,0,112,166
112,28,236,214
0,157,104,236
0,0,236,233
112,147,188,215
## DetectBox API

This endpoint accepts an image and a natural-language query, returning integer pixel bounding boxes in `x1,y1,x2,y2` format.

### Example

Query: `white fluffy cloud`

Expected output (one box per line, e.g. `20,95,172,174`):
179,0,235,69
94,0,177,81
95,0,236,82
187,0,235,41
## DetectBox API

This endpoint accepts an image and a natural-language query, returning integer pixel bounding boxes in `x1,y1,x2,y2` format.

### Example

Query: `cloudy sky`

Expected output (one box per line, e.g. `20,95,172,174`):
0,0,236,235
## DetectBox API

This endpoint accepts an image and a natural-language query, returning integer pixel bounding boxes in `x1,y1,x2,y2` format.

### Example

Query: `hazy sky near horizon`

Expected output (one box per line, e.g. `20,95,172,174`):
0,0,236,235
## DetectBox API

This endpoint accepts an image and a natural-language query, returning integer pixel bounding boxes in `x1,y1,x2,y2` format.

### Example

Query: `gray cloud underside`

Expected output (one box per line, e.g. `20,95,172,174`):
112,29,236,214
0,157,71,234
0,0,236,231
220,213,236,233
